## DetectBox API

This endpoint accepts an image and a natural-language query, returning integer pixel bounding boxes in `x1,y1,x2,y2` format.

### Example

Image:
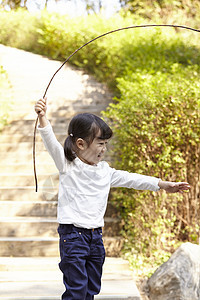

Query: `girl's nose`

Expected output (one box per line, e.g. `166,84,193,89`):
102,145,107,152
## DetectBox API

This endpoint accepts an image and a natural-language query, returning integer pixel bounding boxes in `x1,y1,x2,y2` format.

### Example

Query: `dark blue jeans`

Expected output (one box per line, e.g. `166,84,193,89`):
58,224,105,300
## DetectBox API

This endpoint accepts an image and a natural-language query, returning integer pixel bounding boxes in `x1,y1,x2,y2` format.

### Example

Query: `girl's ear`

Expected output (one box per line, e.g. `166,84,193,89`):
76,138,87,150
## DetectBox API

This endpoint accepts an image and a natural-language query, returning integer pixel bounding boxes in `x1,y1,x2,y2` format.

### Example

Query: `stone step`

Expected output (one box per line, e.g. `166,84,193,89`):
0,257,140,299
1,129,65,143
0,133,66,143
51,105,108,119
0,173,59,187
0,192,119,215
0,199,120,217
0,186,119,218
0,201,58,217
7,104,105,125
0,142,49,152
0,162,57,173
1,120,69,135
0,216,121,237
0,151,58,163
0,146,111,165
0,217,58,237
0,237,59,257
0,236,123,257
0,187,57,201
0,277,139,299
0,257,131,273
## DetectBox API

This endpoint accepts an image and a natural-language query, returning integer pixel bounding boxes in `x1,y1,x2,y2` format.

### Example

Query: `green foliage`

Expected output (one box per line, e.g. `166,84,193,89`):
103,30,200,274
0,9,39,51
0,65,13,130
121,0,200,27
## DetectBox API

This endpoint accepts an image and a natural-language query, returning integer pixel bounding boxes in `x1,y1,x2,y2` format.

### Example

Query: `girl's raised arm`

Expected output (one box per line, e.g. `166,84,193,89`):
35,98,48,128
35,97,66,172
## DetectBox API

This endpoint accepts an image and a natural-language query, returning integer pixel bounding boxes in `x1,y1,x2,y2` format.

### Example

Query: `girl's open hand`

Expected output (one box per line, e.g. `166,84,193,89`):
158,180,190,193
35,98,47,116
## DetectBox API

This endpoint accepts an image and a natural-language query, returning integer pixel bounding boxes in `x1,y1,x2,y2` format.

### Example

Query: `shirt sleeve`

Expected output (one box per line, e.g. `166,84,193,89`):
110,168,160,192
37,122,66,173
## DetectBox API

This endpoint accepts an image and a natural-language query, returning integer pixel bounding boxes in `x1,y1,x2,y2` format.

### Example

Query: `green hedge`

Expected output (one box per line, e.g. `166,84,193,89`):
102,28,200,275
103,60,200,274
0,9,38,51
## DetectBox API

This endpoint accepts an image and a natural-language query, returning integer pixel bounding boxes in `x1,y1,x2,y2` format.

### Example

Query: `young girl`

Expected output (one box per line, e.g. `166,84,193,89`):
35,98,190,300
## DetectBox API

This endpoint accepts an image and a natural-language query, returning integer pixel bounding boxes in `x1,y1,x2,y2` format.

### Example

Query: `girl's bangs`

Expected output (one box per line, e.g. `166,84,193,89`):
92,120,113,140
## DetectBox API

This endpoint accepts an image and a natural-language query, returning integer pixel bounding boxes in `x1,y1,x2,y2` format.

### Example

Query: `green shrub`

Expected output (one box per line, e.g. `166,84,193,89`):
0,9,39,51
103,31,200,275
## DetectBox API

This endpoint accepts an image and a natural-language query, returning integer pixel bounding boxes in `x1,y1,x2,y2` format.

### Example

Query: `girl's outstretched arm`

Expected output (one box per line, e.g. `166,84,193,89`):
158,180,190,193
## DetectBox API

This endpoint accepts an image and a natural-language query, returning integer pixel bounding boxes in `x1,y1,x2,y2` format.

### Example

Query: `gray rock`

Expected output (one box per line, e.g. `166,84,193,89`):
148,242,200,300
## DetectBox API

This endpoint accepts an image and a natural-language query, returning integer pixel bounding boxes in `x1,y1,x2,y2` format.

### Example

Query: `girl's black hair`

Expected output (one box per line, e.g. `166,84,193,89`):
64,113,113,162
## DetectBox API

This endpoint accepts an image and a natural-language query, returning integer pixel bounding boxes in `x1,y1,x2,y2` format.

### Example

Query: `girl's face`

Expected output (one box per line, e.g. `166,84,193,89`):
76,135,108,166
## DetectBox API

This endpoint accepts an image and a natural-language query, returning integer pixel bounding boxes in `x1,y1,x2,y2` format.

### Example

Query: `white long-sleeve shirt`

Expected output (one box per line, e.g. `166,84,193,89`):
38,122,160,228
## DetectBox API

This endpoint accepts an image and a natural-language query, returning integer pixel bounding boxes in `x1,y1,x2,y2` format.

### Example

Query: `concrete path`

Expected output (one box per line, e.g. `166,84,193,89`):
0,44,141,300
